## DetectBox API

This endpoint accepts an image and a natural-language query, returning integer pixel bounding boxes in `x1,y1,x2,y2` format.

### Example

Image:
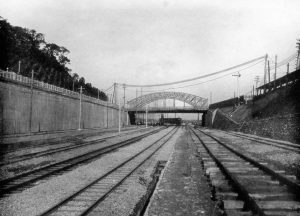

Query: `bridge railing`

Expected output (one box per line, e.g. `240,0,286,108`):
127,106,208,111
0,70,114,107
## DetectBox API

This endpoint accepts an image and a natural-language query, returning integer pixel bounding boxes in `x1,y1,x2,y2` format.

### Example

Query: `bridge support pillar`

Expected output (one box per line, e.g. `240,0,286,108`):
202,111,207,127
128,111,136,125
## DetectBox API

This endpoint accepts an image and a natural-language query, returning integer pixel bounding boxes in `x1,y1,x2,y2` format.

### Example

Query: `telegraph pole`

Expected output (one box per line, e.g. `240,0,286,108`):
113,83,118,104
254,76,259,95
268,60,271,91
232,72,241,105
123,84,126,108
268,60,270,83
78,86,83,130
274,55,277,80
118,98,121,133
296,39,300,70
106,95,109,128
29,70,35,134
263,54,268,93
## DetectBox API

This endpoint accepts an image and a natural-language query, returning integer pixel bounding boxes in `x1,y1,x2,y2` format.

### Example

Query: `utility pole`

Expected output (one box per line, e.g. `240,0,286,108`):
29,70,35,134
268,60,270,83
106,95,109,128
210,92,212,105
113,83,118,104
232,72,241,105
146,106,148,128
118,98,121,133
254,76,259,95
78,86,83,130
286,63,289,90
296,39,300,70
263,54,268,94
268,60,271,92
123,84,126,108
135,88,138,125
97,89,99,99
274,55,277,80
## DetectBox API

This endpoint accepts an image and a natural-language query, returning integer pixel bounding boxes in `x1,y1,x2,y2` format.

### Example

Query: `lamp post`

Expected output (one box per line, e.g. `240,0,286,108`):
232,72,241,105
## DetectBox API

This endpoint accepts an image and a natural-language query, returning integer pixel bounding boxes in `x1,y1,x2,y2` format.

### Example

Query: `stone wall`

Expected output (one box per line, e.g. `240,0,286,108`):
0,79,128,136
239,114,300,143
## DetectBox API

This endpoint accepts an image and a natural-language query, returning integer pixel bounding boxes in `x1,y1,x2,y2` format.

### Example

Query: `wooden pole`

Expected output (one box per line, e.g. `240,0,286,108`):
78,86,82,130
118,98,121,133
263,54,268,94
29,70,34,134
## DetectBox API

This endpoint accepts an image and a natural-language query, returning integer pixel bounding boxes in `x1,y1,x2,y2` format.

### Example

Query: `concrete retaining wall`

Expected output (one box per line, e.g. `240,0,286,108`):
204,109,240,130
0,79,128,136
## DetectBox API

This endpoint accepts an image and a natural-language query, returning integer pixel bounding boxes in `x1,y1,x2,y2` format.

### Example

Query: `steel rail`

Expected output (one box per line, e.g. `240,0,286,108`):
198,129,300,195
219,130,300,153
189,127,266,216
0,126,140,156
40,126,178,216
0,127,153,166
0,127,165,196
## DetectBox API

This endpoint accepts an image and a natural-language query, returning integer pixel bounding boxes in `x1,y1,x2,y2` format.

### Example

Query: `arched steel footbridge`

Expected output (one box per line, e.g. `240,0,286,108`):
127,91,208,111
126,91,209,125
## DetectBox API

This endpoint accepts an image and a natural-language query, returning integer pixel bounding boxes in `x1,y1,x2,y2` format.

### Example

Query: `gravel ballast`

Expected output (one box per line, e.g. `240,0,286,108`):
87,128,182,216
202,129,300,178
0,127,160,180
0,127,172,216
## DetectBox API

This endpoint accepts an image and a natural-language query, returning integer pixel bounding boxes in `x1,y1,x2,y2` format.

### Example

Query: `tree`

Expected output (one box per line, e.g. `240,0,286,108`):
0,17,107,100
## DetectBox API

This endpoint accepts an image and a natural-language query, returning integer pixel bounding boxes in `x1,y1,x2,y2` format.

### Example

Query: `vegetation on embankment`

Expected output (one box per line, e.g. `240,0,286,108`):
0,16,107,100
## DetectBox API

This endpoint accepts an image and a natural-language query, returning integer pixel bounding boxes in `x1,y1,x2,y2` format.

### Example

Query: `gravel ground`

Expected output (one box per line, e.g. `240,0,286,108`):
0,127,172,216
145,127,217,216
87,127,181,216
0,127,160,180
202,128,300,179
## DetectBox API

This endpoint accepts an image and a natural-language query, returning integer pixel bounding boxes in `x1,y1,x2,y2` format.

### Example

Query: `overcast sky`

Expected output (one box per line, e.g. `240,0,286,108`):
1,0,300,103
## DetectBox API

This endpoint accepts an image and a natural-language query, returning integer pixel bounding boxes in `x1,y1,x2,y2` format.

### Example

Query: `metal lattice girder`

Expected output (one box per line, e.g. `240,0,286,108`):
127,91,208,110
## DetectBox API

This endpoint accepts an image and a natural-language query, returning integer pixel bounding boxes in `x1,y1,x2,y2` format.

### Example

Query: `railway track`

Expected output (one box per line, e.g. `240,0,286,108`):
39,126,178,216
0,127,156,166
215,129,300,153
0,126,140,157
0,127,164,196
189,127,300,216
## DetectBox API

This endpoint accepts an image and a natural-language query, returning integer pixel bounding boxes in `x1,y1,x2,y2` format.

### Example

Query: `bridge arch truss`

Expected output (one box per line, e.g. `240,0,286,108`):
127,91,208,110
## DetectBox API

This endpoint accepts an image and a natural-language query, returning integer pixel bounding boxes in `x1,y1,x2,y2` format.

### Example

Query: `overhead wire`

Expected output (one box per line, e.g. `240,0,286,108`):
136,58,265,93
119,55,266,88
